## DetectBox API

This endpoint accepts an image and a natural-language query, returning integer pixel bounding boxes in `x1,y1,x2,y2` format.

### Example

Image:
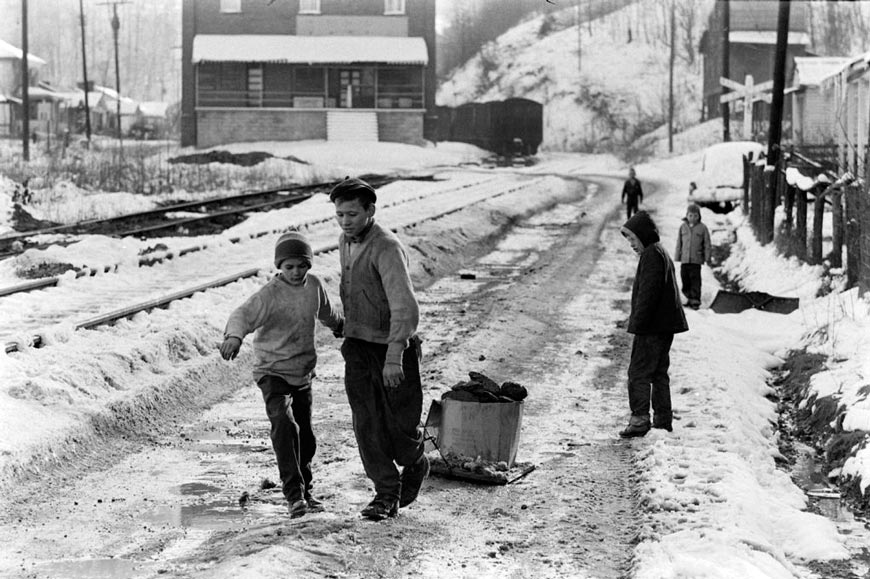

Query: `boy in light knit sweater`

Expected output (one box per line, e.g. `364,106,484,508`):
219,232,343,518
330,177,428,521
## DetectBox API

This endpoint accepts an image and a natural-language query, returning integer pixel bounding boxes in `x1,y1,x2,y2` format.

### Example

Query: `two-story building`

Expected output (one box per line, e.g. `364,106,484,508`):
181,0,437,148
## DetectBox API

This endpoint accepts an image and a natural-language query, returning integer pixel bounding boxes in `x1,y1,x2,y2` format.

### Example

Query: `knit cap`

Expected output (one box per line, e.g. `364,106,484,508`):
329,176,377,204
274,232,313,268
686,203,701,215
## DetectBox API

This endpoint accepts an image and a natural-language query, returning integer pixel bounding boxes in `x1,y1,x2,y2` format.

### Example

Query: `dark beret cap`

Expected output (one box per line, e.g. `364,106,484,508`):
329,177,377,204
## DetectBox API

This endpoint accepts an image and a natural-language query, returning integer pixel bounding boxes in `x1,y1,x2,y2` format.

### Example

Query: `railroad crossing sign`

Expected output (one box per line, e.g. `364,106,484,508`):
720,75,773,138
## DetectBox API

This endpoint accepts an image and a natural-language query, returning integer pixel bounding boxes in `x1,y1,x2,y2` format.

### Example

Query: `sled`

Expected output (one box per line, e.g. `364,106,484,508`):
709,290,799,315
423,399,535,485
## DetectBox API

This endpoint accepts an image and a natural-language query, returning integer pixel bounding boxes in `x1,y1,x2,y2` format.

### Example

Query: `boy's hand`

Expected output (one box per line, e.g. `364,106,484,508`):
219,337,242,360
383,362,404,389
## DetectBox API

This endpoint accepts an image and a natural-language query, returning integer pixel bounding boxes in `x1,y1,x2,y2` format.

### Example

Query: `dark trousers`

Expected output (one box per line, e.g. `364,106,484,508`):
680,263,702,306
341,336,424,502
627,334,674,420
257,375,315,502
626,201,639,220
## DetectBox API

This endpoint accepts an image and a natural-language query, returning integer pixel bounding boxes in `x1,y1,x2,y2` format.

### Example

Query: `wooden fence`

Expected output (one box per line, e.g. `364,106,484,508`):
744,151,870,294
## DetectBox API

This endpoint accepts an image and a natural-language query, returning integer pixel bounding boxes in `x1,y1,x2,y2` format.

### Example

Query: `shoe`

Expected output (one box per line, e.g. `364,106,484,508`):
653,414,673,432
399,454,430,508
304,494,324,512
361,497,398,521
619,415,651,438
288,498,308,519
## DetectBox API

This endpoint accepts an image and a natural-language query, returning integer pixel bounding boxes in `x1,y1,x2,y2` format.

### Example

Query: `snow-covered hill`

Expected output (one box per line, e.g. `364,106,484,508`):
437,0,714,156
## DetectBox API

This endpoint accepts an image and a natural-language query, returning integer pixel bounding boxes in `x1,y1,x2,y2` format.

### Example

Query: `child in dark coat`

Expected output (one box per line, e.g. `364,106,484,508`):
674,203,712,310
621,167,644,220
619,211,689,437
219,232,344,518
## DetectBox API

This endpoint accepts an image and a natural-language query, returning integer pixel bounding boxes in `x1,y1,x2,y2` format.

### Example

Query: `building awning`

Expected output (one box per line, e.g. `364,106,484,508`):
729,31,809,46
192,34,428,66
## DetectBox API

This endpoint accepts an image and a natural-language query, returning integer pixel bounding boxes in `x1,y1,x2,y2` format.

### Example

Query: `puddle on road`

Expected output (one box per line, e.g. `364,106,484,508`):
33,558,161,579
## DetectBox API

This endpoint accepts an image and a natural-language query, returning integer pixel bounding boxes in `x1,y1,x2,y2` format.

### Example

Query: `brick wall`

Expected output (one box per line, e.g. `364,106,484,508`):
378,111,424,145
196,110,326,148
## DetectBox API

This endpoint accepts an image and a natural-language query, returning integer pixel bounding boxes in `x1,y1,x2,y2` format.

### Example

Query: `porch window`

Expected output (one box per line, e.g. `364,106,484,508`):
377,67,423,108
299,0,320,14
197,62,246,107
384,0,405,15
293,67,326,107
220,0,241,13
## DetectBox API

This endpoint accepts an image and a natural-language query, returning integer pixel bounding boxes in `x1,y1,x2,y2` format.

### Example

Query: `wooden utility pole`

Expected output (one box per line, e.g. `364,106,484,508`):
99,1,130,152
21,0,30,161
576,1,582,73
720,0,730,142
767,0,791,167
79,0,92,143
668,0,675,153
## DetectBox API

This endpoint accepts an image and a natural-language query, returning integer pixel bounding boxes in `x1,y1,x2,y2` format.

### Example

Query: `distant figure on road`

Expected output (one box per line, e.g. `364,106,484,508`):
330,176,429,521
619,211,688,438
674,203,712,310
621,167,644,220
219,232,344,519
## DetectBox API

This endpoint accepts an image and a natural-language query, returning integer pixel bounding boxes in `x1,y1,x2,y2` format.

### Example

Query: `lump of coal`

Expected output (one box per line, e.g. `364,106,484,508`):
441,389,478,402
468,371,500,394
499,381,528,401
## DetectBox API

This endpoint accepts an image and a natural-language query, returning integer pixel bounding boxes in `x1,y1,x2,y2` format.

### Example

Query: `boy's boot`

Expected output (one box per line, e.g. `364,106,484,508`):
288,498,308,519
619,414,651,438
653,413,673,432
399,454,430,508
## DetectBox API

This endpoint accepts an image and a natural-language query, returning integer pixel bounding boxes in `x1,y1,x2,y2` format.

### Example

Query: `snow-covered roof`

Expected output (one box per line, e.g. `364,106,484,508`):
138,101,169,117
192,35,429,65
819,50,870,89
793,56,851,87
0,37,46,65
729,31,809,46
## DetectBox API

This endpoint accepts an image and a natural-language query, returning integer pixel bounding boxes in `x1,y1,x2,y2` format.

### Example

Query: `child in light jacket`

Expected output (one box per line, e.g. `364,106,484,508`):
219,232,343,519
674,203,712,310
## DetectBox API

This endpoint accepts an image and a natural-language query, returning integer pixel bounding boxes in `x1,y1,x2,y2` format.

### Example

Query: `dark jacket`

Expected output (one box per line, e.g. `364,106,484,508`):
623,211,688,335
622,178,643,205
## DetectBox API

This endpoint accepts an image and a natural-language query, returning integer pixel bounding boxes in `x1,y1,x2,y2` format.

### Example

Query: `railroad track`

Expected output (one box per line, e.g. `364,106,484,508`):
0,175,396,259
2,173,556,353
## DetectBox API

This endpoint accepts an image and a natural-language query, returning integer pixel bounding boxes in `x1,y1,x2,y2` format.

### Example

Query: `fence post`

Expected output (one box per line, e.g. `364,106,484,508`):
796,186,808,261
811,189,825,265
861,169,870,295
845,184,860,289
742,155,751,216
750,165,761,235
762,165,776,244
783,183,795,235
830,189,843,269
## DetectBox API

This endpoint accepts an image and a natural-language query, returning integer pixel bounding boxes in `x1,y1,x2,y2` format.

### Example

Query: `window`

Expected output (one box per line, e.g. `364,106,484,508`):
377,67,423,108
299,0,320,14
220,0,241,13
384,0,405,15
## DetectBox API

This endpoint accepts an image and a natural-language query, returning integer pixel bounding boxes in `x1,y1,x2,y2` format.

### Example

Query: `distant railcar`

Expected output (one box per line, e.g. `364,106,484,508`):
435,98,543,157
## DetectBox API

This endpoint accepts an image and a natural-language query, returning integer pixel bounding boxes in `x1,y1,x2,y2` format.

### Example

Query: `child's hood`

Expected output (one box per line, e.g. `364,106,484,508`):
623,211,660,248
